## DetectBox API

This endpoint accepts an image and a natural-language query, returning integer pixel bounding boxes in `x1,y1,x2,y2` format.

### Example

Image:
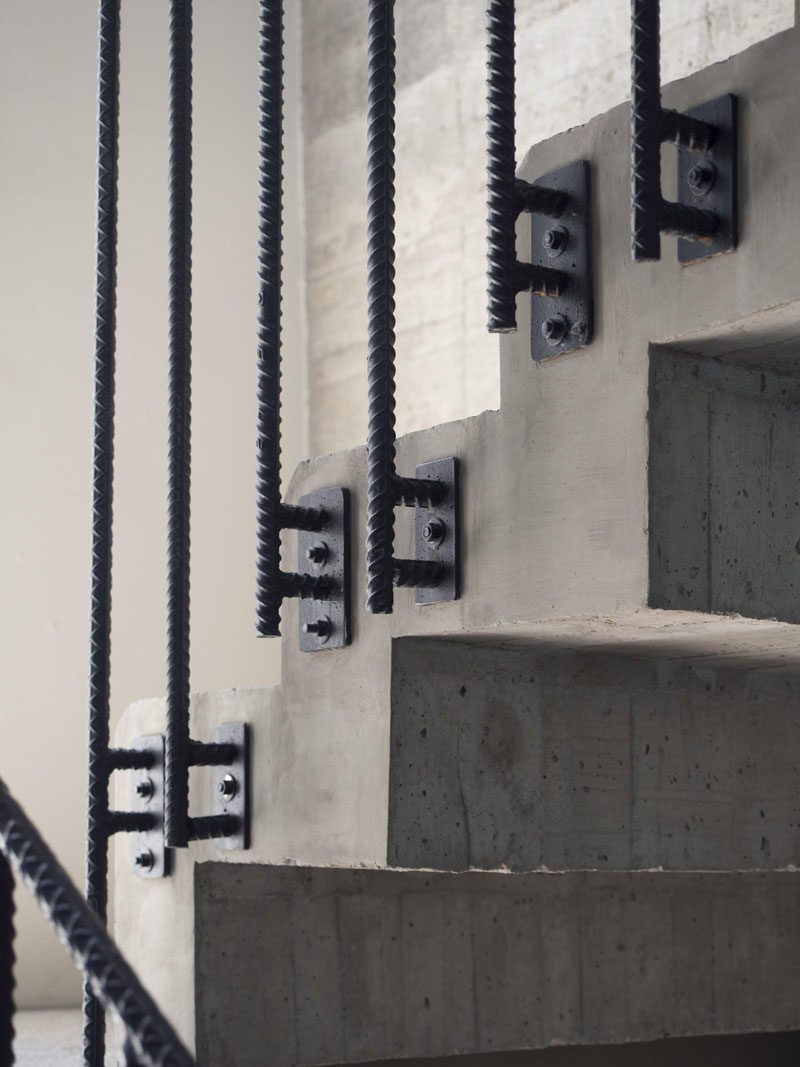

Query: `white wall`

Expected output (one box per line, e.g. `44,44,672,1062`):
0,0,305,1007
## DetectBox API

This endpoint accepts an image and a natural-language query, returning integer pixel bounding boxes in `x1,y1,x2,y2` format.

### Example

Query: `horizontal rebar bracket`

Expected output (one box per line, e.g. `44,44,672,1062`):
297,488,351,652
529,160,593,362
212,723,250,851
130,735,169,879
413,457,460,605
676,94,737,264
630,0,737,263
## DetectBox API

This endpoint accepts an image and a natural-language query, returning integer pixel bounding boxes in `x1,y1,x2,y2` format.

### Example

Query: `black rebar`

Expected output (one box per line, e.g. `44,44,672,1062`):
630,0,663,261
255,0,284,638
187,740,237,767
278,503,325,531
393,475,444,509
486,0,517,331
0,855,14,1066
0,779,195,1067
107,812,157,836
279,571,333,600
106,748,154,773
660,199,717,240
365,0,398,615
164,0,193,851
660,108,715,152
84,2,121,1062
393,559,444,588
187,815,240,841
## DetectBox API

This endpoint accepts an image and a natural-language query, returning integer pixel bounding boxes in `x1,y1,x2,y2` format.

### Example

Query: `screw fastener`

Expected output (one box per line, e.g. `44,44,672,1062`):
687,161,717,197
422,517,446,544
541,315,569,346
134,850,154,871
219,774,238,801
303,615,332,642
306,542,329,566
135,778,154,800
543,227,568,257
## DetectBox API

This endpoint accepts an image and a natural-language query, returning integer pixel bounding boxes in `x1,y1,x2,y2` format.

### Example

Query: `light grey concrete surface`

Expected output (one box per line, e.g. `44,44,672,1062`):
650,347,800,622
114,24,800,1060
194,864,800,1066
12,1010,81,1067
388,634,800,872
301,0,793,456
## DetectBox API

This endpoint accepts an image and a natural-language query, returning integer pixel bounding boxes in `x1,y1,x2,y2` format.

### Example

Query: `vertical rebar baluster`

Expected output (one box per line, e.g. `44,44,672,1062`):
630,0,663,261
365,0,398,615
0,855,14,1066
164,0,193,850
255,0,283,638
84,1,121,1062
486,0,518,332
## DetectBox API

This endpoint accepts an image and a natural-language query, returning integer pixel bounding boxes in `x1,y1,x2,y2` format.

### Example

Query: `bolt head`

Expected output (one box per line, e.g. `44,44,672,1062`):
543,227,567,257
541,315,569,346
422,518,446,544
303,615,332,642
305,542,328,566
134,849,154,870
219,774,238,800
135,778,154,800
687,161,716,197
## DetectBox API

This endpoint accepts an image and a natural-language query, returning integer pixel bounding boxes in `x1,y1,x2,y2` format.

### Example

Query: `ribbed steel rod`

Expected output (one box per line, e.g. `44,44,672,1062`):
255,0,284,638
164,0,194,850
486,0,517,332
630,0,663,261
365,0,398,615
84,2,121,1062
0,779,195,1067
0,855,14,1066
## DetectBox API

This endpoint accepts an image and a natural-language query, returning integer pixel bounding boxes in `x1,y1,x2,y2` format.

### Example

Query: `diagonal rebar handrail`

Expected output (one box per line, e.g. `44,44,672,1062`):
0,778,195,1067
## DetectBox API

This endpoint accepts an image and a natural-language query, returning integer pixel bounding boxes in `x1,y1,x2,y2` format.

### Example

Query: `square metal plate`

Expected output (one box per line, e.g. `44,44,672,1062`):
130,734,169,879
678,94,737,264
529,159,593,362
414,456,460,605
297,487,351,651
212,722,250,851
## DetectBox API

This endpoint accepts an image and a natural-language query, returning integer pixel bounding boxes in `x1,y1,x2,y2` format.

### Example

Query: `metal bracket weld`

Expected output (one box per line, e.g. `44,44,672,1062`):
529,159,593,362
130,735,169,879
297,487,351,651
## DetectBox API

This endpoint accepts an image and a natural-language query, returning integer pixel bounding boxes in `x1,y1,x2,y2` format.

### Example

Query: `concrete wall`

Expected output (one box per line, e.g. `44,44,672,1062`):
1,0,304,1007
301,0,793,457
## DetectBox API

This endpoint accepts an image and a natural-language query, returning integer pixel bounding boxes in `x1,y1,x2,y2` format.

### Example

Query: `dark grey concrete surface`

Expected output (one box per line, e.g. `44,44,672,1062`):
195,864,800,1067
650,347,800,622
388,636,800,871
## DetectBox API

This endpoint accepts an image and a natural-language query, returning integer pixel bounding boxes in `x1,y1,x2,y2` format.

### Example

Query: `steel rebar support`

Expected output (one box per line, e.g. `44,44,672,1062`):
486,0,517,331
280,571,333,600
660,108,716,152
365,0,398,615
106,747,154,773
278,503,326,531
0,855,14,1066
164,0,194,850
84,2,121,1062
107,812,157,836
255,0,284,638
392,559,444,588
630,0,663,261
393,475,444,509
187,815,241,841
187,740,238,767
0,779,195,1067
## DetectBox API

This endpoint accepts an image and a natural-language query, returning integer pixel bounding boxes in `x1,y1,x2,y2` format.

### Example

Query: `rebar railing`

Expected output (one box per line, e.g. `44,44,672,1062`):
365,0,450,614
1,778,195,1067
630,0,720,261
163,0,245,850
485,0,571,333
255,0,331,639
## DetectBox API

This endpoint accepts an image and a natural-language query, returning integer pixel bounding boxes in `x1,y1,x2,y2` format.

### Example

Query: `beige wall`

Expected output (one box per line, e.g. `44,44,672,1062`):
302,0,794,457
0,0,304,1007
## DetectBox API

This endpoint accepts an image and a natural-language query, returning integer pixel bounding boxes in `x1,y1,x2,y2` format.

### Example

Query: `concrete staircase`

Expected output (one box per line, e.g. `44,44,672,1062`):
114,22,800,1066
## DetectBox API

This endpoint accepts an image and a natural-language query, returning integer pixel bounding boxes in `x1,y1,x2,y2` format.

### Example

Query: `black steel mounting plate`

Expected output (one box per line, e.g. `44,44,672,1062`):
678,94,737,264
529,159,593,362
130,734,169,879
297,487,351,652
414,456,460,606
212,722,250,851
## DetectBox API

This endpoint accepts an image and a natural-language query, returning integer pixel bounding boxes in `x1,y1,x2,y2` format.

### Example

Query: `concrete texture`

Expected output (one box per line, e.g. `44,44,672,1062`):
650,346,800,622
194,863,800,1066
388,635,800,872
113,22,800,1060
300,0,793,456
